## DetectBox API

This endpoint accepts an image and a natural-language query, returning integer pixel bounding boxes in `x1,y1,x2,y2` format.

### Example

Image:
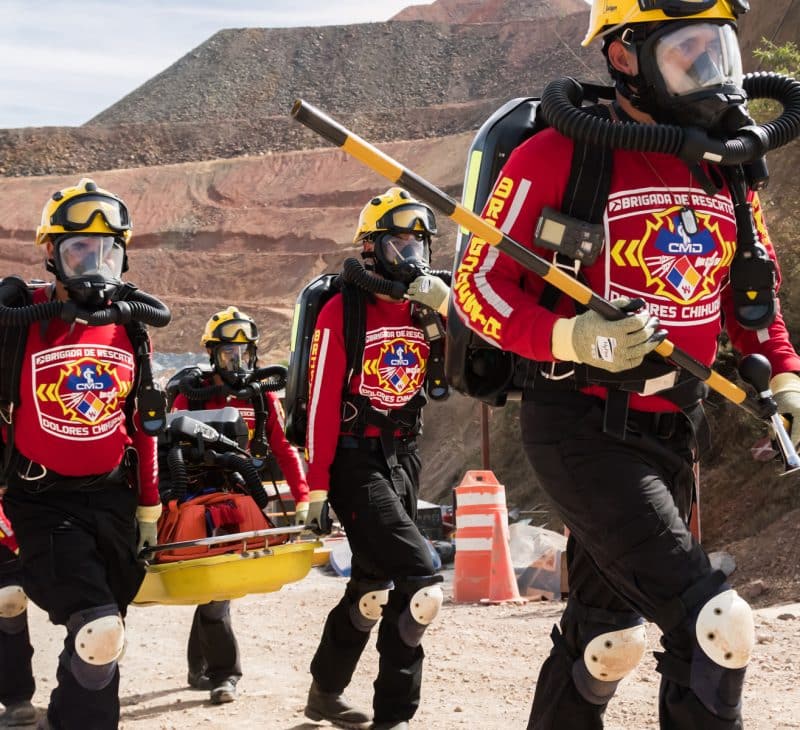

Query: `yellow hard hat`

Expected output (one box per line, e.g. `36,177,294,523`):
583,0,742,47
201,307,259,347
353,187,437,244
35,178,132,246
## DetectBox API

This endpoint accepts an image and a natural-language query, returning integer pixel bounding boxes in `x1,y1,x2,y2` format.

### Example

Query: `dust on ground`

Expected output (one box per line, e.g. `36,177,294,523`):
17,566,800,730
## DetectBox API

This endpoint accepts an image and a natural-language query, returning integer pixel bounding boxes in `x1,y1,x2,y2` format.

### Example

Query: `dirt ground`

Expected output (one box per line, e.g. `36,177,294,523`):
15,563,800,730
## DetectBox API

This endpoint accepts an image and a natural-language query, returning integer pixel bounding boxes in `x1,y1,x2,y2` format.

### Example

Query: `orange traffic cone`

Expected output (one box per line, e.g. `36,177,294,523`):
453,471,506,603
481,511,527,605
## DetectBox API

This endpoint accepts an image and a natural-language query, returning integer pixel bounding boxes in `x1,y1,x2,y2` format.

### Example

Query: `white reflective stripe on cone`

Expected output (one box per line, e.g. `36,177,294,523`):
457,514,497,528
455,537,493,551
455,491,506,507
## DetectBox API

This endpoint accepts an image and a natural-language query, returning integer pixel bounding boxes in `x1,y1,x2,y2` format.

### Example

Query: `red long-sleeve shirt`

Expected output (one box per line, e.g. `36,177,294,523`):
172,386,309,503
453,128,800,412
306,293,430,492
7,287,159,505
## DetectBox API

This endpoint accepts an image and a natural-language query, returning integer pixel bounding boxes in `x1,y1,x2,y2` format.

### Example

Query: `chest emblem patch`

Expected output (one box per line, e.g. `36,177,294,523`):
612,207,734,305
33,346,134,439
361,332,427,407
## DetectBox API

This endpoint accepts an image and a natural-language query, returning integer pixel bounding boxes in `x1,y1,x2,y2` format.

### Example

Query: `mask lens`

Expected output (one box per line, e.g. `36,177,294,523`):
655,23,742,95
57,235,124,279
57,194,130,232
377,234,427,267
216,319,258,342
215,343,255,373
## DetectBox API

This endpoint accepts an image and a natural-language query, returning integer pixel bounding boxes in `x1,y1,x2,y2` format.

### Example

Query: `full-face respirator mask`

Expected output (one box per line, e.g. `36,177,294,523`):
50,234,127,306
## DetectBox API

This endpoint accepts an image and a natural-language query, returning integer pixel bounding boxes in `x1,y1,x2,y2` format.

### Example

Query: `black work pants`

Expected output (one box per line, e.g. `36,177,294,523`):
0,545,34,708
521,393,740,730
310,440,436,725
187,600,242,685
4,474,143,730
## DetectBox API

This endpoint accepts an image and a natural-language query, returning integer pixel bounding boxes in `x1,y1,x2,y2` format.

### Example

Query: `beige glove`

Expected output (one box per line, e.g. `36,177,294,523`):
293,500,310,526
552,298,662,373
406,275,450,315
136,504,162,555
304,489,331,535
770,372,800,448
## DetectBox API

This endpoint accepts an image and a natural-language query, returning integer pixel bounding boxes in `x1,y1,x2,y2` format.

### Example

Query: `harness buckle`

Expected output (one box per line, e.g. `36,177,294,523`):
0,402,13,425
17,459,48,482
540,361,576,381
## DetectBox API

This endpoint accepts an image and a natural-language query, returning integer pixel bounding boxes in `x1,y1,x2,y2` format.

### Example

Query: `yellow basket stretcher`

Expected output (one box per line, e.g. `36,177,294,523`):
133,525,321,606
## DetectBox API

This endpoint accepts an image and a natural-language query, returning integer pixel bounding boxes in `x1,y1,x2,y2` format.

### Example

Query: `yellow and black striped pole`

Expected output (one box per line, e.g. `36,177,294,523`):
290,99,762,421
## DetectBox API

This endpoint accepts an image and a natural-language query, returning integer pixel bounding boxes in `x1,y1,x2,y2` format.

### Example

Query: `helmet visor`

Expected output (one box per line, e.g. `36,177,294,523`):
214,343,256,374
214,318,258,343
56,235,125,280
637,0,719,17
375,203,437,235
655,22,742,96
52,193,131,233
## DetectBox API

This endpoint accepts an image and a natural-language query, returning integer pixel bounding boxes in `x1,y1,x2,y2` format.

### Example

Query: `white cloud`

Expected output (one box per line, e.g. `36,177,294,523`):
0,0,421,128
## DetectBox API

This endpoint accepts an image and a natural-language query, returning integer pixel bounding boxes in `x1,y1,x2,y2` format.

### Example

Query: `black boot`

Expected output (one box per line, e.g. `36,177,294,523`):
304,680,371,729
0,700,38,726
372,722,409,729
187,667,212,691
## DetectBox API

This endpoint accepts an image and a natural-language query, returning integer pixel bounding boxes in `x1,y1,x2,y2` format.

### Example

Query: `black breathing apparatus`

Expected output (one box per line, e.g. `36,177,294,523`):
726,165,777,330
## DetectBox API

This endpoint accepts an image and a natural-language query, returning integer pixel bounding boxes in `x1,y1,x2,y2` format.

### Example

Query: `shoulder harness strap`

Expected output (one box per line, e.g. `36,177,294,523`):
539,104,613,312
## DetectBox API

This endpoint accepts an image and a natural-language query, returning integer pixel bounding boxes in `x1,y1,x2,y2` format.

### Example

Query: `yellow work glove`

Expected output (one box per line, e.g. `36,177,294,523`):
293,500,310,526
552,297,663,374
771,372,800,448
406,275,450,316
136,504,162,555
304,490,331,535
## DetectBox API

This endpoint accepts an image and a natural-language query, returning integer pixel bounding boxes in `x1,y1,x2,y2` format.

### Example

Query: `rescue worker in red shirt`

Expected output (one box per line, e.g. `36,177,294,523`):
1,179,164,730
0,497,36,726
454,2,800,728
171,306,310,705
302,188,450,730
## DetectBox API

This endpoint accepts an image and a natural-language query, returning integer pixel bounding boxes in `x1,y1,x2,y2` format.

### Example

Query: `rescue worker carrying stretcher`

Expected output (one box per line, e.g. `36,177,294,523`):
1,179,169,729
302,188,450,730
452,1,800,728
170,306,310,705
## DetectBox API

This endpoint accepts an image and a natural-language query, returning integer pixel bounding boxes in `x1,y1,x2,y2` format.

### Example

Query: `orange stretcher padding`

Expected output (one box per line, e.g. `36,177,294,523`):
156,492,284,562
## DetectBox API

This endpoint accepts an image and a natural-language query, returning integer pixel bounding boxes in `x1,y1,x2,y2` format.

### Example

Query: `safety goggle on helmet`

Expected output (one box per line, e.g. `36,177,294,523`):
35,178,132,246
582,0,746,46
201,307,260,347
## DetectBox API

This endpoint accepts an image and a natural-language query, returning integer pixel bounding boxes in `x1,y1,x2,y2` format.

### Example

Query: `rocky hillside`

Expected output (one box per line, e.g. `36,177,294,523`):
0,9,601,177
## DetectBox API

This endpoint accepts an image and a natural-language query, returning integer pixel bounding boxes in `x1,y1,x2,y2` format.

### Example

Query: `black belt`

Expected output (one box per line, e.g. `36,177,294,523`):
9,451,130,493
625,409,682,440
338,435,417,455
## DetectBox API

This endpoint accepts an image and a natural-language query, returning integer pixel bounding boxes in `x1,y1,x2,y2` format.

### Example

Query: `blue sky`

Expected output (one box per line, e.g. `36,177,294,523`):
0,1,419,129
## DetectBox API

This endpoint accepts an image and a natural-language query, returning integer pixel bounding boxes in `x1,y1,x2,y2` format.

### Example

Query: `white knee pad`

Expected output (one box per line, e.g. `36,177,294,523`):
696,589,754,669
408,584,444,625
398,584,444,648
75,614,126,665
0,584,27,618
358,588,391,621
584,624,648,682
